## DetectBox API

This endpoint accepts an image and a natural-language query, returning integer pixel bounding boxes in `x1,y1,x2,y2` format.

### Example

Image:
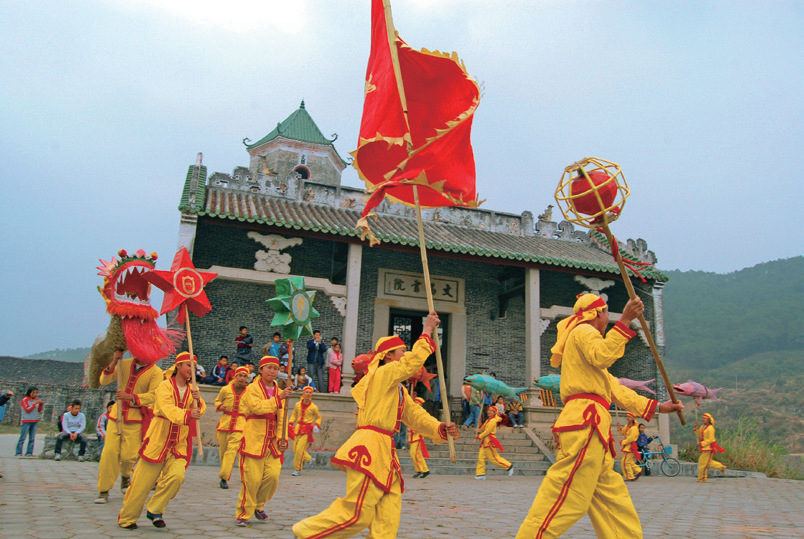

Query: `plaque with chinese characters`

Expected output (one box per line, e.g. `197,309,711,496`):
381,270,460,304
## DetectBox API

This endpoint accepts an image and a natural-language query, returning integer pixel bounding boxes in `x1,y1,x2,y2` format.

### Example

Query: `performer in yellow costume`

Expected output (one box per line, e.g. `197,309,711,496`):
408,397,430,478
117,352,205,529
619,412,642,481
235,355,292,527
292,311,461,539
214,365,249,490
95,350,163,504
475,405,513,479
515,294,684,539
290,385,322,476
694,413,726,482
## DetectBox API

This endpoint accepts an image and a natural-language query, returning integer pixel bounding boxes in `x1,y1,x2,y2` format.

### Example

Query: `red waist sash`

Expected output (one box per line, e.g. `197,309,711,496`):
563,393,611,409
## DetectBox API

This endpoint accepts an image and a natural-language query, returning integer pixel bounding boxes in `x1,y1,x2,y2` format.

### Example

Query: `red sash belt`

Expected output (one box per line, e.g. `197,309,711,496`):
246,413,276,420
488,434,504,453
359,425,395,437
563,393,611,409
700,441,726,454
292,422,315,443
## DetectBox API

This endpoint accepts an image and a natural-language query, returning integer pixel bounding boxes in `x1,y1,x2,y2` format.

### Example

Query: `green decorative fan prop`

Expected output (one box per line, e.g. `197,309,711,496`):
267,276,319,340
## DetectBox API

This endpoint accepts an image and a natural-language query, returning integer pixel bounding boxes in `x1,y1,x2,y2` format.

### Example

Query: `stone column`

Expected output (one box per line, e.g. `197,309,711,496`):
524,268,542,406
177,214,198,255
340,243,362,394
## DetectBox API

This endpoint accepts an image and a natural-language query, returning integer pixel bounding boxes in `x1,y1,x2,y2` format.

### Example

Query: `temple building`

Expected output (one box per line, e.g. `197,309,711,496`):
174,101,670,437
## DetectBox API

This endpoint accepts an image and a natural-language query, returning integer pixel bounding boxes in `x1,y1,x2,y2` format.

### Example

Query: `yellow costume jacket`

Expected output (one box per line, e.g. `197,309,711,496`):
100,359,163,423
620,424,639,453
139,377,206,464
553,322,658,454
694,424,723,453
331,334,451,493
239,379,283,459
290,400,322,441
477,415,504,451
214,382,247,433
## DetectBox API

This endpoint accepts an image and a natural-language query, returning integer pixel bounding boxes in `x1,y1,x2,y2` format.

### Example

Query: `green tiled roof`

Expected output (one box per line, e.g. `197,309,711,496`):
178,164,207,212
247,100,340,149
188,187,669,282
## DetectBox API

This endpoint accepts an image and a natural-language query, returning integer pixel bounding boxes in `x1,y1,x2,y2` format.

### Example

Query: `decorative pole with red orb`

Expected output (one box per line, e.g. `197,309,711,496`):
555,157,685,425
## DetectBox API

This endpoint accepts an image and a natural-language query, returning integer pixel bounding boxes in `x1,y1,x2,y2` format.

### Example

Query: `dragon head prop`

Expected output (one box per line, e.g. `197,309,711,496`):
97,249,159,320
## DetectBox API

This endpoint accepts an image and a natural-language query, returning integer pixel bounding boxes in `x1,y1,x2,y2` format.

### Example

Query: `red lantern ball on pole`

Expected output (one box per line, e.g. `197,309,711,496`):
570,170,617,216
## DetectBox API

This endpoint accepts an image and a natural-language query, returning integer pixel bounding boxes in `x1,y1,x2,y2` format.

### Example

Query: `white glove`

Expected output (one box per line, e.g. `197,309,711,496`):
313,426,320,433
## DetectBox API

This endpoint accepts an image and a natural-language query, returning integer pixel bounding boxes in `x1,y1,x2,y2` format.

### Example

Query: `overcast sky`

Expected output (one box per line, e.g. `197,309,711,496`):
1,0,801,357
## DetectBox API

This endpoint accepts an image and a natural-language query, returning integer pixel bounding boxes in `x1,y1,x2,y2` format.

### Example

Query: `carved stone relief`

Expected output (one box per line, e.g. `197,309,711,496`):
247,232,303,274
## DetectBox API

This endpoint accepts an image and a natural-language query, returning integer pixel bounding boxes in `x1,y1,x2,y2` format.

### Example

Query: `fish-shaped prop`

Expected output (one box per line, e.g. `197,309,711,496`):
408,366,437,392
352,353,372,374
618,378,656,395
533,374,562,393
673,381,723,404
464,374,528,404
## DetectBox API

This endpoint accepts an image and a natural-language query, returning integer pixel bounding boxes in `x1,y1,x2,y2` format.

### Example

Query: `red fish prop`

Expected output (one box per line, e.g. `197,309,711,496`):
673,380,723,405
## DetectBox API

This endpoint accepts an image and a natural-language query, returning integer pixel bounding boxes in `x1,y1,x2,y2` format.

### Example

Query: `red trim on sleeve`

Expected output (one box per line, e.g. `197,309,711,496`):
612,321,636,339
642,399,658,422
418,333,435,351
132,394,141,407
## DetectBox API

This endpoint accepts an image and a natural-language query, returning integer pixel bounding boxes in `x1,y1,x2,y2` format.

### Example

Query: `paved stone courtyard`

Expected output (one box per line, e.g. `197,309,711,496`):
1,435,803,538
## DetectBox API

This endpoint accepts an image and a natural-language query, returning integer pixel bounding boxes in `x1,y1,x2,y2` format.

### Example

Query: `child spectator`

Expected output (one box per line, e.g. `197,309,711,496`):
235,326,254,364
494,395,512,427
16,387,43,457
96,401,114,454
636,423,654,460
195,363,206,383
203,356,229,386
55,399,88,462
262,332,282,359
291,366,316,391
225,361,239,384
327,343,343,393
507,395,525,427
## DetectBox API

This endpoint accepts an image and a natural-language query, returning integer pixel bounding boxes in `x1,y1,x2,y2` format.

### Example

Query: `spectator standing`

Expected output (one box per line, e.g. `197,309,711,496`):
306,330,327,392
461,383,471,424
462,384,483,429
263,332,282,359
16,387,43,457
96,401,114,453
235,326,254,365
327,343,343,393
55,399,88,462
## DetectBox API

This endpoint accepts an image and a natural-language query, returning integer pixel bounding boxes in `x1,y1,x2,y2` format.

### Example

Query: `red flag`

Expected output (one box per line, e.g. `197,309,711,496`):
353,0,482,245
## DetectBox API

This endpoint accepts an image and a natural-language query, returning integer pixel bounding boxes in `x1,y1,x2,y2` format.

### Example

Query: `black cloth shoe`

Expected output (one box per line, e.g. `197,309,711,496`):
419,471,430,478
220,479,229,489
121,524,137,530
147,511,166,528
413,472,421,478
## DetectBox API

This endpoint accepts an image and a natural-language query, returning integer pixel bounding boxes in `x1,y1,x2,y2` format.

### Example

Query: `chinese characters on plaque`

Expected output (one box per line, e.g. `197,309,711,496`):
383,271,460,304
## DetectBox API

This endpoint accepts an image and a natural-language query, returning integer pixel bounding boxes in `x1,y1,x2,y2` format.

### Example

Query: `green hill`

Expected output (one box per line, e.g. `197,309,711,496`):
662,257,804,456
24,347,91,363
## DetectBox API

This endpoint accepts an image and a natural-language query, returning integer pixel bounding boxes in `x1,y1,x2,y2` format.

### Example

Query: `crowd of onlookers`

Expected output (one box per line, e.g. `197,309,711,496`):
196,327,345,393
460,372,526,430
0,387,116,464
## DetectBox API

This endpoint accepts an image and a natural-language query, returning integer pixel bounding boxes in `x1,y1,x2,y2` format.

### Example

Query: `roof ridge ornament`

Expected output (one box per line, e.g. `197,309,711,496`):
300,99,305,109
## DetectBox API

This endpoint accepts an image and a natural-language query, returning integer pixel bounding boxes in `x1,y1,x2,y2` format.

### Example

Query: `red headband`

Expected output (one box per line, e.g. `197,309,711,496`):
259,356,280,369
376,336,406,355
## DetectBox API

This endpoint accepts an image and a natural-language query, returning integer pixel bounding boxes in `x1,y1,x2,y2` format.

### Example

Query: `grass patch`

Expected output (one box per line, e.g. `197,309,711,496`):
678,417,798,479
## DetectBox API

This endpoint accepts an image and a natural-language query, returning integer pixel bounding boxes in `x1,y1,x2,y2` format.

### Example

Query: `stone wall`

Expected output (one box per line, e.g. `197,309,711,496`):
0,379,115,431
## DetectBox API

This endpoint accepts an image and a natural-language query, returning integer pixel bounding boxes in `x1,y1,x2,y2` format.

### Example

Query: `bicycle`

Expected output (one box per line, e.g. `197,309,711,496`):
635,435,681,477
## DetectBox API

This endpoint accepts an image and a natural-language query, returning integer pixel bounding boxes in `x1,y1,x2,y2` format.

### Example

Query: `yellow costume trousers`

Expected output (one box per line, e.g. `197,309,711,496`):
515,428,642,539
117,454,186,527
292,468,402,539
98,421,142,493
294,433,313,471
409,443,428,474
476,446,511,476
621,452,641,480
236,454,281,520
216,430,243,481
697,452,725,482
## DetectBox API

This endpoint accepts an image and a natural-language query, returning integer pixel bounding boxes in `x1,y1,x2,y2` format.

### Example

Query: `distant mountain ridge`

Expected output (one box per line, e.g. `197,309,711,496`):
662,256,803,454
24,347,91,363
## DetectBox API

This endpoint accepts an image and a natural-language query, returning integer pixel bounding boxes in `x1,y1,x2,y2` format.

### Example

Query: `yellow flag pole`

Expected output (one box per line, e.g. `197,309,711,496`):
383,0,456,462
184,305,204,456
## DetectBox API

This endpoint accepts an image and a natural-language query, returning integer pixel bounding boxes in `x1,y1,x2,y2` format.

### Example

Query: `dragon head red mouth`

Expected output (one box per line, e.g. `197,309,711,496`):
98,249,159,320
